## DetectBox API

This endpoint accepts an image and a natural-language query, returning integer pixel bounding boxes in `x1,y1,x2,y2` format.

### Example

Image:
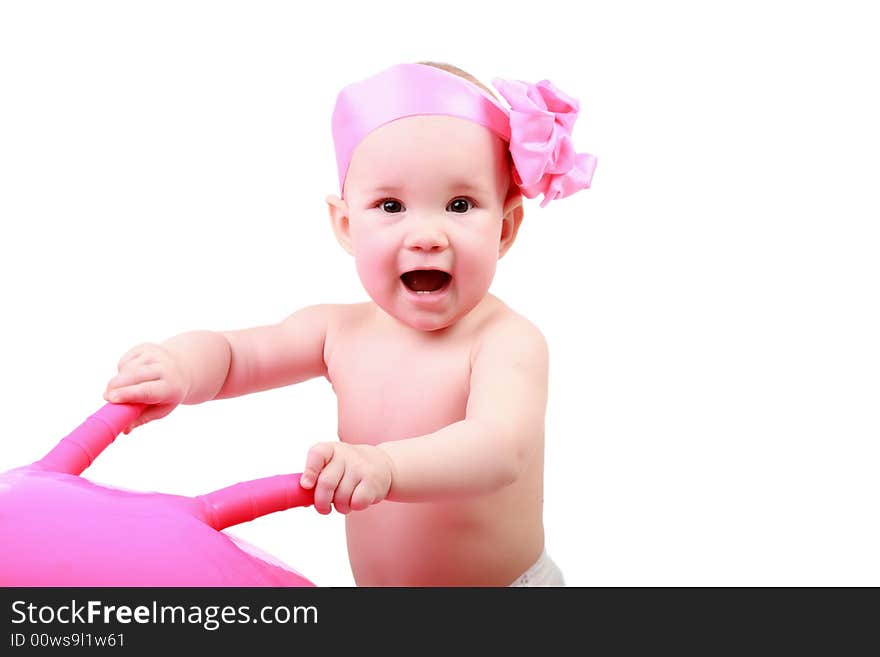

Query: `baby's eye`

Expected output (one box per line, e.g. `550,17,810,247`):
379,199,404,213
447,197,475,213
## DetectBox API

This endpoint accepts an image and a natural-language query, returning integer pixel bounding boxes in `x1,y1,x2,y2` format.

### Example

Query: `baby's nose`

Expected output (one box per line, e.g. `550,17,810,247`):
404,220,450,252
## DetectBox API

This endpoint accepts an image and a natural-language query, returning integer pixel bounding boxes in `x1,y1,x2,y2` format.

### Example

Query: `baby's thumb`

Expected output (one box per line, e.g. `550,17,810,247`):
122,403,177,434
123,410,154,435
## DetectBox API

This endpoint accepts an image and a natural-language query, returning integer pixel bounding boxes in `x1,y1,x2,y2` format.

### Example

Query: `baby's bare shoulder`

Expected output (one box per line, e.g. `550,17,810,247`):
473,298,548,356
319,301,374,349
305,301,370,325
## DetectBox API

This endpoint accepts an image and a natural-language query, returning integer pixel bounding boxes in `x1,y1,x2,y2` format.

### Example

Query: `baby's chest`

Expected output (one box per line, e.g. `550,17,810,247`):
326,339,472,443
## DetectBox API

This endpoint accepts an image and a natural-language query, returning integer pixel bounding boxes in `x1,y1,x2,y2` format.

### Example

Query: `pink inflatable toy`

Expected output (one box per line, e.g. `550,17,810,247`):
0,402,316,586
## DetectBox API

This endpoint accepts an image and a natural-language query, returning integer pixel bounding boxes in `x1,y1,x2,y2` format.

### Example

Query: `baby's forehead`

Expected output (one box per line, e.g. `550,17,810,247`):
347,115,510,191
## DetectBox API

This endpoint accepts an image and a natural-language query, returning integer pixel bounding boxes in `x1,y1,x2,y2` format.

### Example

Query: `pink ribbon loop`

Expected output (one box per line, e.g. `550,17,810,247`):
491,78,597,208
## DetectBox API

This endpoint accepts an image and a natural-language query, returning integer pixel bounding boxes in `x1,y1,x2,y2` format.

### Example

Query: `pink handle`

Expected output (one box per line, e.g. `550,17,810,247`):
29,401,313,529
31,402,146,475
197,474,314,530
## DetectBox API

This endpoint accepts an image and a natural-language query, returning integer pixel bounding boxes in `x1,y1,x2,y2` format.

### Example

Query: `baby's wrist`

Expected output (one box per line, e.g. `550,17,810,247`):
374,444,396,500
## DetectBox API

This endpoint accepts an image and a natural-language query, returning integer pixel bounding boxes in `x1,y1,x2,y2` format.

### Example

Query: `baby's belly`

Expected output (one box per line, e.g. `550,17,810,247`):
344,473,544,587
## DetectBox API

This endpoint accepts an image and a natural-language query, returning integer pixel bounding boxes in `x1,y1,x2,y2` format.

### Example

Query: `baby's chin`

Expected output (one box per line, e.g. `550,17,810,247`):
399,312,460,332
374,294,479,333
386,304,463,332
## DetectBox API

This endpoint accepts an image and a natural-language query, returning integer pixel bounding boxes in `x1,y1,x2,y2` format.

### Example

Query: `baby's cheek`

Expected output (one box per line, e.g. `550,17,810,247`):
456,247,497,300
353,242,397,296
355,255,384,291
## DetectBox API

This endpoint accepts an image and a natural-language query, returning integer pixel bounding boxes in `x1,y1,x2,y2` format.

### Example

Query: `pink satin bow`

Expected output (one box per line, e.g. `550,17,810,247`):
492,78,598,208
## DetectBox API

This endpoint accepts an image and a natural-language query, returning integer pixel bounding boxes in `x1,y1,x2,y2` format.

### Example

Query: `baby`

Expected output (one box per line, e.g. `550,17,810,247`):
104,61,596,586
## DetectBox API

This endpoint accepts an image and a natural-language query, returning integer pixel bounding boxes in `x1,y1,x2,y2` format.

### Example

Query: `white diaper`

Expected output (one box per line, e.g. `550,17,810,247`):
508,549,565,587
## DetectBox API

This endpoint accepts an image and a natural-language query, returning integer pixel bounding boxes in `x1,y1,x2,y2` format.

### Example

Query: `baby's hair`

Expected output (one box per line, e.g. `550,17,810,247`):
416,60,500,101
415,60,516,192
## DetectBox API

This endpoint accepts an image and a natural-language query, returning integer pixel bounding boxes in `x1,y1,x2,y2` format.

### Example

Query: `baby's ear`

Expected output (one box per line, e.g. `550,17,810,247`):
326,194,354,255
498,188,524,259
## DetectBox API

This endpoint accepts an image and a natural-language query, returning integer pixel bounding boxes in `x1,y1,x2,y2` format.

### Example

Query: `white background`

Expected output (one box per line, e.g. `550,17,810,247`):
0,1,877,587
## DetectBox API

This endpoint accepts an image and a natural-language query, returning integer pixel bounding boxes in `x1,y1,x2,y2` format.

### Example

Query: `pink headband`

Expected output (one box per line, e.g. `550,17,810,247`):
331,63,597,208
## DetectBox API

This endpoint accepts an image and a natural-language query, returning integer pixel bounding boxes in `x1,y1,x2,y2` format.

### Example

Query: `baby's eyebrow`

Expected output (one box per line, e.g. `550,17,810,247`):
369,184,405,194
447,180,489,196
368,181,488,196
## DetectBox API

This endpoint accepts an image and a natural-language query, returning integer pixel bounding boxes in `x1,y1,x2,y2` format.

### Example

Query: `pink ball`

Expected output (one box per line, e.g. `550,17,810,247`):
0,403,315,587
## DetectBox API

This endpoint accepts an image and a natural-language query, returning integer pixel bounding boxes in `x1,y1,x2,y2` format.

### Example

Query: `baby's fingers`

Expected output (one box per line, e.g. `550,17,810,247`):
117,343,154,370
105,366,161,395
105,380,167,405
333,471,362,515
301,443,335,490
314,461,344,515
121,403,173,435
349,481,380,512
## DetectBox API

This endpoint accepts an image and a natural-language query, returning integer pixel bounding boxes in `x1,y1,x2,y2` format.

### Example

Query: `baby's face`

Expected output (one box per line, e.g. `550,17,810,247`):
333,115,520,331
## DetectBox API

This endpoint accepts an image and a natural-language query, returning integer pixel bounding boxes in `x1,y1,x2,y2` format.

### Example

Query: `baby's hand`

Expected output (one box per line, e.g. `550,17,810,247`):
103,342,190,434
300,442,393,515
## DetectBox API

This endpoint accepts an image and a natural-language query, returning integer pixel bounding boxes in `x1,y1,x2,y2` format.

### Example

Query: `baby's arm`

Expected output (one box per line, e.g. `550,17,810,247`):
212,304,331,399
380,317,548,501
106,304,332,430
301,316,548,511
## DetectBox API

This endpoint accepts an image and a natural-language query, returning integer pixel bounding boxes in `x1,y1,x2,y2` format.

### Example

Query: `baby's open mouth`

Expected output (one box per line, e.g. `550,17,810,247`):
400,270,452,294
